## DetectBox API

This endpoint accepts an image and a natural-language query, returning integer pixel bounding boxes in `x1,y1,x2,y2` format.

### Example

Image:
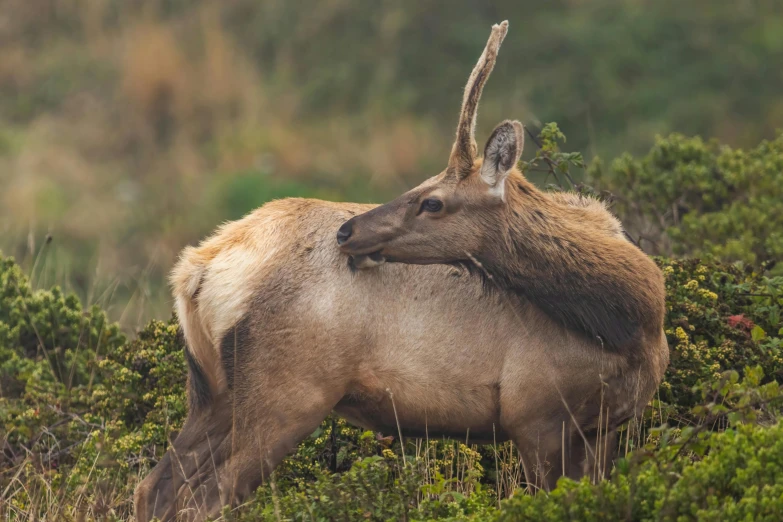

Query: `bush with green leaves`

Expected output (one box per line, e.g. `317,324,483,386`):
589,132,783,273
658,258,783,413
499,366,783,522
2,248,783,520
0,252,187,517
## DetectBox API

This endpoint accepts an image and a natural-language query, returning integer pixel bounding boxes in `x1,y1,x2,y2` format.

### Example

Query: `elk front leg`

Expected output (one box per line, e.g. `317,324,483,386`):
564,421,619,483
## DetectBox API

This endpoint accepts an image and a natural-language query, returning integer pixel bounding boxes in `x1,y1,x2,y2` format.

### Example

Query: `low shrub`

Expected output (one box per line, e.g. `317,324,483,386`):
589,132,783,274
658,258,783,414
499,418,783,522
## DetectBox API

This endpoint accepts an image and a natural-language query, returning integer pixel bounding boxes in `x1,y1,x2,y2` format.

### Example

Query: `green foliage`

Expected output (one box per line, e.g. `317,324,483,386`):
520,122,586,190
214,170,335,221
0,253,187,517
2,252,783,520
232,456,422,522
91,319,189,448
658,258,783,413
498,420,783,522
221,1,783,154
0,256,124,389
228,455,497,522
0,255,124,447
590,133,783,272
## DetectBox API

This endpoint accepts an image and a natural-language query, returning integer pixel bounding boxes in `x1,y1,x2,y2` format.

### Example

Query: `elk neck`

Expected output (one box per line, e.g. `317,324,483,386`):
474,174,666,355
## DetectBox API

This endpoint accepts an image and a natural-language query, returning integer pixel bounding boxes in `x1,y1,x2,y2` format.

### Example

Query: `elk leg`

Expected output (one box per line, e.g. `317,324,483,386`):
135,392,234,522
566,425,618,482
185,378,344,520
510,424,566,493
513,419,619,493
137,382,341,522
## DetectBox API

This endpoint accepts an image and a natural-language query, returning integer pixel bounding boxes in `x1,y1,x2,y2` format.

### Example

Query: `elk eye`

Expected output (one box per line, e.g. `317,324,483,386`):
420,198,443,213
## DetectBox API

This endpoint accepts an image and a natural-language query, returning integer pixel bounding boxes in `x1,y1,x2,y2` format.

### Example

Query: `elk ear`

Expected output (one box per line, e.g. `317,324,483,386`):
480,120,524,198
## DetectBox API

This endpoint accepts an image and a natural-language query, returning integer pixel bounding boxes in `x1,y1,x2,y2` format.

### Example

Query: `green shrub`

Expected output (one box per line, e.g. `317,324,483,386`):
589,133,783,273
0,255,124,462
0,254,187,517
228,454,497,522
658,258,783,413
499,418,783,522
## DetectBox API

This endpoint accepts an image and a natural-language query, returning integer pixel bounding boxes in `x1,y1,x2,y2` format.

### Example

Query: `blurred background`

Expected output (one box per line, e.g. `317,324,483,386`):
1,0,782,329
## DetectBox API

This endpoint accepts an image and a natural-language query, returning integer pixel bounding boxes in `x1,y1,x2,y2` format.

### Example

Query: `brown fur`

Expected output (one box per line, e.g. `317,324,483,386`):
135,22,669,521
338,166,665,354
136,197,667,522
487,174,664,354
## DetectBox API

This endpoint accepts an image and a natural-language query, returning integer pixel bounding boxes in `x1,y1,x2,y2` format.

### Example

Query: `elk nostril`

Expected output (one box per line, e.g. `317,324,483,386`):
336,221,353,245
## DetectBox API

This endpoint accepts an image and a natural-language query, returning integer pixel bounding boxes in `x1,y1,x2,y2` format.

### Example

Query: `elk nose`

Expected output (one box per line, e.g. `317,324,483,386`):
336,220,353,245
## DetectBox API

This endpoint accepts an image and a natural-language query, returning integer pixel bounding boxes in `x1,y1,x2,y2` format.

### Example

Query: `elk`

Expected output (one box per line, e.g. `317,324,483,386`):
135,21,668,522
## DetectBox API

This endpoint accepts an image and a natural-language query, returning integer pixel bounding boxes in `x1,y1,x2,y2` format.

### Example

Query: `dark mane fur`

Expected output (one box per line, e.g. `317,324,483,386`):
475,178,665,355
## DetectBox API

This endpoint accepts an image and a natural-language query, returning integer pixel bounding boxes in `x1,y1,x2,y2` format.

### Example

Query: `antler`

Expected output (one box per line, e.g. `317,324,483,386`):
447,20,509,179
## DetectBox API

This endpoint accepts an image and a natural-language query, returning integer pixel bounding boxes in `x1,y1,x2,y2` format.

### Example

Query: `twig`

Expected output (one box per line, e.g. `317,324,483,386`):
524,127,578,189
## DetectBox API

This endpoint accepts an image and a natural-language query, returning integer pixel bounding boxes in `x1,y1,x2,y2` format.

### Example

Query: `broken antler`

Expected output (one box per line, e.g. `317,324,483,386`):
447,20,509,179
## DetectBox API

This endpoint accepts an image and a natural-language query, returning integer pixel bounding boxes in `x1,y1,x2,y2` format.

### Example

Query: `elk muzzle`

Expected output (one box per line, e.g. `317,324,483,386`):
336,212,393,255
337,216,389,268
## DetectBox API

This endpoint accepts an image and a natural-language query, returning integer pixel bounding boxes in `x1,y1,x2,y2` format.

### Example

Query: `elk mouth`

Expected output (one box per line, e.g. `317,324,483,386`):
350,250,386,269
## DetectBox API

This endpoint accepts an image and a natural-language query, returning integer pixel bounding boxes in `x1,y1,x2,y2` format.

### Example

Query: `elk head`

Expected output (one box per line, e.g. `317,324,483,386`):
336,21,525,267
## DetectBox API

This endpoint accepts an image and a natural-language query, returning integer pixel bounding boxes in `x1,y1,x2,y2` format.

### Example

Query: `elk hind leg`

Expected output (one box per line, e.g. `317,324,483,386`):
178,378,345,519
134,391,233,522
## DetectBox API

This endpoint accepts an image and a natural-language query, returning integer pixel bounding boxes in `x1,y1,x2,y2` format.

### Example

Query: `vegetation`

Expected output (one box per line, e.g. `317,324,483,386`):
2,249,782,520
589,132,783,274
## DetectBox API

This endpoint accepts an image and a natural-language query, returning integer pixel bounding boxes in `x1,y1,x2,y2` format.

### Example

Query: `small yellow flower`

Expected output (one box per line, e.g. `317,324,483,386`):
697,289,718,300
381,448,397,460
675,327,689,345
684,279,699,290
